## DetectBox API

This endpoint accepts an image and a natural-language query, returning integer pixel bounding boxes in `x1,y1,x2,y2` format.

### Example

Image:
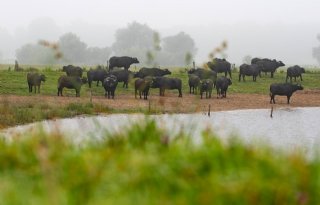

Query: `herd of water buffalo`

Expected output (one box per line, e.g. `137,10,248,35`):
26,56,306,104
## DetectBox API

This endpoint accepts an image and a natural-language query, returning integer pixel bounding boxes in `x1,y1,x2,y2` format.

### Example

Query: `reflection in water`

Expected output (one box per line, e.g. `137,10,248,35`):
1,107,320,154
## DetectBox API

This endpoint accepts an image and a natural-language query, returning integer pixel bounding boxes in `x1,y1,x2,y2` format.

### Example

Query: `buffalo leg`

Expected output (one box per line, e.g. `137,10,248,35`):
178,89,182,97
287,95,291,104
300,75,303,81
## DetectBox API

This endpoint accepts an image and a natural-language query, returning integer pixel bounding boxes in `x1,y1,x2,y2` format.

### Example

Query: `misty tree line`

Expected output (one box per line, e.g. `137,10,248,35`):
15,22,196,66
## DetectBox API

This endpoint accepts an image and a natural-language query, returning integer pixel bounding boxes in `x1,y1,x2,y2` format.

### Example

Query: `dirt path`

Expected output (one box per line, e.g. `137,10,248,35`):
1,89,319,113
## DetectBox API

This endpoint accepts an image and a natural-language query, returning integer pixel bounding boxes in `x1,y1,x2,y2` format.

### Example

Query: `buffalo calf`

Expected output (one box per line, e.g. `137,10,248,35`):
27,72,46,93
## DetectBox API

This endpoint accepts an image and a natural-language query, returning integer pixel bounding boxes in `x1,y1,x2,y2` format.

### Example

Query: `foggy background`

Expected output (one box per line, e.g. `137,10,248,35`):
1,0,320,67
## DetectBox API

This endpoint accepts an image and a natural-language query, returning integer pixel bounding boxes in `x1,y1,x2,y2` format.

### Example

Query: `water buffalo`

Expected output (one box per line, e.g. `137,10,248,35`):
269,83,303,104
200,79,214,99
216,76,232,98
27,72,46,93
62,65,83,77
109,70,133,88
207,58,232,78
134,77,153,100
188,74,201,94
108,56,139,70
239,64,262,82
87,68,108,88
286,65,305,83
57,76,87,97
188,68,217,86
151,77,182,97
252,58,285,78
134,67,171,78
103,75,118,99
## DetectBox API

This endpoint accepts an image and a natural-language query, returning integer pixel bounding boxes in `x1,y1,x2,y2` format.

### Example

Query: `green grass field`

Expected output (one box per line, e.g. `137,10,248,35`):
0,64,319,97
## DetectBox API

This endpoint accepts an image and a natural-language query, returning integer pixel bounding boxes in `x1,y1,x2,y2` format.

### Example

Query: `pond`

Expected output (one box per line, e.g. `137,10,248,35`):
1,107,320,155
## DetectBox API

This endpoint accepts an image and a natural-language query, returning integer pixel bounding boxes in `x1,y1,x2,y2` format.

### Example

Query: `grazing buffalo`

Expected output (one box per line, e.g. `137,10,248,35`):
27,72,46,93
200,79,214,99
188,74,201,94
252,58,285,78
151,77,182,97
87,68,108,88
239,64,262,82
62,65,83,77
135,77,153,100
269,83,303,104
134,67,171,78
216,76,232,98
286,65,305,83
207,58,232,78
109,70,133,88
108,56,139,70
57,76,87,97
188,68,217,86
103,75,118,99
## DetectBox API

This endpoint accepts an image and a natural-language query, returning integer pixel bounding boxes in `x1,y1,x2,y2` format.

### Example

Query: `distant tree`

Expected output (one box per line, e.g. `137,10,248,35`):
112,22,155,63
313,34,320,64
242,55,252,64
161,32,197,66
86,47,112,65
16,44,56,64
185,52,193,66
58,33,87,64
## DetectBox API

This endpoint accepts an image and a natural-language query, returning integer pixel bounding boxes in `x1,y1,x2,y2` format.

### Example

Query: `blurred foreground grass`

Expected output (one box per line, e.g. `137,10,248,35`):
0,120,320,205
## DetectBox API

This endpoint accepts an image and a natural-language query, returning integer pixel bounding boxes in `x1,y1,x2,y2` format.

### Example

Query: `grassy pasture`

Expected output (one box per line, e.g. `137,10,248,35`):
0,65,319,96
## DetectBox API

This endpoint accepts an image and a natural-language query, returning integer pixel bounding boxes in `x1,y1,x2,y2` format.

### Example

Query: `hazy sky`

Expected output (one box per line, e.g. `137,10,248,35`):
1,0,320,65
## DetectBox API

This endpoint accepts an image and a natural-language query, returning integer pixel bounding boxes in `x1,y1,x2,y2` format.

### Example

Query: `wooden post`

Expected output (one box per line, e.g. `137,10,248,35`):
208,104,211,117
148,100,151,113
270,106,273,118
90,88,92,104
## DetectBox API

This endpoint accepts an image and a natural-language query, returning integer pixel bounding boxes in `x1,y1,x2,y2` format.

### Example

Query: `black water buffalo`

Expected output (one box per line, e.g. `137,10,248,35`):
252,58,285,78
62,65,83,77
27,72,46,93
200,79,214,99
187,68,217,86
109,70,133,88
250,57,270,64
87,68,108,88
286,65,305,83
216,76,232,98
134,67,171,78
239,64,262,82
57,76,87,97
188,74,201,94
108,56,139,70
134,77,153,100
269,83,303,104
207,58,232,78
103,75,118,99
151,77,182,97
